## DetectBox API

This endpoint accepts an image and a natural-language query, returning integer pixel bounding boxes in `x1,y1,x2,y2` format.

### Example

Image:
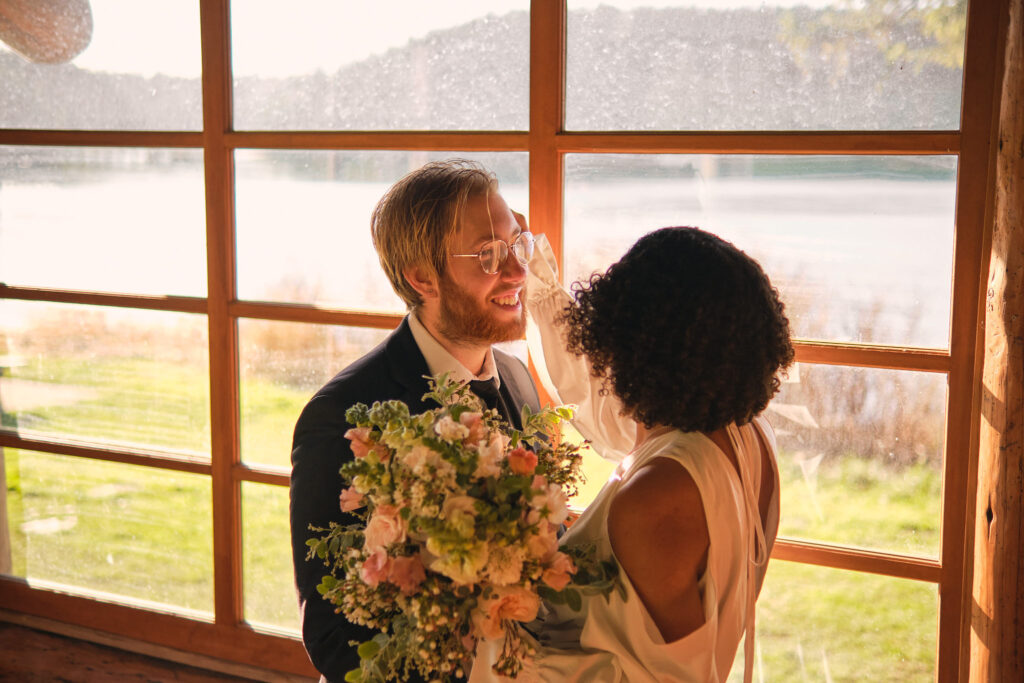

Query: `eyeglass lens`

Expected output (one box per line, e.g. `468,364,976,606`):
479,233,534,274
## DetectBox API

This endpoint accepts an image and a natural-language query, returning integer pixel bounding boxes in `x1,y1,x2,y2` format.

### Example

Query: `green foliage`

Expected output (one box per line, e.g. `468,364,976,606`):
780,0,967,78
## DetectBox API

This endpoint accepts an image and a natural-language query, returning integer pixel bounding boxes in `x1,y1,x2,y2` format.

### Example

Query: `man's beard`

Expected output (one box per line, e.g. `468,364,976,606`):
436,274,526,346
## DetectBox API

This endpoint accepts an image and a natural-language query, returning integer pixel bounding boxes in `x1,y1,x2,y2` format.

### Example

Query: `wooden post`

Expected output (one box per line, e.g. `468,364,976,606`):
970,0,1024,680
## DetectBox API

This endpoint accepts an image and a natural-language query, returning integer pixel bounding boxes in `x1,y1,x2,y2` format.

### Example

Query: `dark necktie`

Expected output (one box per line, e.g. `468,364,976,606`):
470,378,517,427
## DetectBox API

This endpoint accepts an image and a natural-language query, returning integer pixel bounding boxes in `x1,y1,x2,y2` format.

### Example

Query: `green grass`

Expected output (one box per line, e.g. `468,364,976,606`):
778,456,941,558
10,356,211,453
5,449,213,612
1,356,939,679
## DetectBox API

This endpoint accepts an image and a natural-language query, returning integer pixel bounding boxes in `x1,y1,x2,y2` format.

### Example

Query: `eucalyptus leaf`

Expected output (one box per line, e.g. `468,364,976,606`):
357,638,382,659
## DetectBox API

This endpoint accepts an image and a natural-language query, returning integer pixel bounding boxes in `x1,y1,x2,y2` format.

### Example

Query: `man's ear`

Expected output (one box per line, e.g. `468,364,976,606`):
403,264,439,302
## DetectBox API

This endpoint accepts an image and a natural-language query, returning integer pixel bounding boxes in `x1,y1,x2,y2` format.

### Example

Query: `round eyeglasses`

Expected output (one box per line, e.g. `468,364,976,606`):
450,231,535,275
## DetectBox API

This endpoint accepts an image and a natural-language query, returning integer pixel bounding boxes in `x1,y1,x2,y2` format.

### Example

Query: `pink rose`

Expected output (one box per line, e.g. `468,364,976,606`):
339,487,365,512
360,550,391,587
364,504,407,553
507,447,538,475
472,585,541,640
344,427,373,459
541,551,577,591
388,554,427,595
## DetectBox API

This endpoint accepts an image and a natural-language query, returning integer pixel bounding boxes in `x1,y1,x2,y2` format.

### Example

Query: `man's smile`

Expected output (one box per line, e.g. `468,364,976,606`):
490,289,522,309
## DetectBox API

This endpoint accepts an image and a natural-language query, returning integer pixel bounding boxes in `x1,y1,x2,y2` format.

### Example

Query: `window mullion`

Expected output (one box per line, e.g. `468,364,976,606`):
529,0,567,271
555,130,961,155
199,0,243,628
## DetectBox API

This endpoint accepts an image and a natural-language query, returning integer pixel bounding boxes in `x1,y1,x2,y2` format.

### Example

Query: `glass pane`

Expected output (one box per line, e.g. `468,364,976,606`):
0,0,201,130
242,481,298,631
0,301,210,457
0,146,207,297
564,154,956,348
566,1,966,131
235,151,528,310
563,424,617,511
239,320,390,467
769,364,945,558
3,449,213,614
750,562,936,682
231,1,529,130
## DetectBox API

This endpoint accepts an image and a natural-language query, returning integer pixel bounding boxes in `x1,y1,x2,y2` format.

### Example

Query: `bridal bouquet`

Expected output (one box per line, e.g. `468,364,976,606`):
307,375,618,682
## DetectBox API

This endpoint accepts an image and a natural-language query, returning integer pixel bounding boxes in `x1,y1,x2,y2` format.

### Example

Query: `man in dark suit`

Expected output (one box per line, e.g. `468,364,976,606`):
290,160,541,682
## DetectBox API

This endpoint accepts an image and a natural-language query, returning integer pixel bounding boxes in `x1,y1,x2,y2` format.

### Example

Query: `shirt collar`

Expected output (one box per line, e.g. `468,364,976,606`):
408,312,500,388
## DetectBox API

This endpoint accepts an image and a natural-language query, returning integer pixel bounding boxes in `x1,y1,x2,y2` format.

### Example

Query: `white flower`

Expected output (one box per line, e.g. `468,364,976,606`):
402,443,439,474
473,432,507,479
531,481,570,526
425,537,489,585
485,544,525,586
434,415,470,441
442,495,479,537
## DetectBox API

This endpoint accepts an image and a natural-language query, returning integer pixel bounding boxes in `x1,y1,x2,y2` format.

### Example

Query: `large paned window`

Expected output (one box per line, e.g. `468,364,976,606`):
0,1,1000,680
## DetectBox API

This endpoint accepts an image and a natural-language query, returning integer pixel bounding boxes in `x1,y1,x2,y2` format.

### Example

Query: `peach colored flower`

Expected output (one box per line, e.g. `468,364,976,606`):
387,554,427,596
459,411,488,445
370,441,391,462
541,551,577,591
472,586,541,640
344,426,390,462
364,504,407,553
526,524,558,562
344,427,374,459
507,447,538,475
339,487,365,512
360,550,391,587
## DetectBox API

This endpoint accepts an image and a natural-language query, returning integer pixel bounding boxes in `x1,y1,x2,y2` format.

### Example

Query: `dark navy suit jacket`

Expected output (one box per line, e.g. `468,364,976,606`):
289,317,540,682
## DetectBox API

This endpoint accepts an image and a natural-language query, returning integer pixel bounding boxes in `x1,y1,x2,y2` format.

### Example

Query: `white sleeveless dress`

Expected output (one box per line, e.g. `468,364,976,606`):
469,236,781,682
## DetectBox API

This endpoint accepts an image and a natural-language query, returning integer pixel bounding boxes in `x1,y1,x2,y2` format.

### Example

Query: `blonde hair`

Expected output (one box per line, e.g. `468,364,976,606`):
371,159,496,309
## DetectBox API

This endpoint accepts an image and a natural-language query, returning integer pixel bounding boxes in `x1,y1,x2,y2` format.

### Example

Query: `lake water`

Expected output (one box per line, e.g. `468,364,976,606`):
0,171,956,348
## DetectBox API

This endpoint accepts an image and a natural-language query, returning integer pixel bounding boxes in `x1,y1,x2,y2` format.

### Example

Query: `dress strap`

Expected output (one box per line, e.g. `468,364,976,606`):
725,422,768,683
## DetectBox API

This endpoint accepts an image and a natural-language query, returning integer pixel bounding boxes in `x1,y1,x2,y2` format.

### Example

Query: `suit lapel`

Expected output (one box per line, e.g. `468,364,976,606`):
384,317,435,412
495,351,541,429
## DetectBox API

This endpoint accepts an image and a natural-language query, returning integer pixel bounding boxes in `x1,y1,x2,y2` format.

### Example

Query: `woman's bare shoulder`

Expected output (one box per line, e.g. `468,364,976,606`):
608,456,708,555
607,456,711,641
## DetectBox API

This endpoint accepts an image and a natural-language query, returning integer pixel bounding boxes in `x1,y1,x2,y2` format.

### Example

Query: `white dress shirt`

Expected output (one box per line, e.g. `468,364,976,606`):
407,311,500,388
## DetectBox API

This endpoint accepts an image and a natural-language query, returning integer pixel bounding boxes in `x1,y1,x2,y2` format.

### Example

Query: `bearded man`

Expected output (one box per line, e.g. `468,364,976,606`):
289,159,541,683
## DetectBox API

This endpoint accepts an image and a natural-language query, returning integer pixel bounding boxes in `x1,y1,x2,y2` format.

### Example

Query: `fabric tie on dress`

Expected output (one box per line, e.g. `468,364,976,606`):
726,423,770,683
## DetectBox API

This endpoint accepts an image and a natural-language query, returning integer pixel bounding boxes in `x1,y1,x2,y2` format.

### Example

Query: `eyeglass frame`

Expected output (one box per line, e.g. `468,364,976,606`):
449,231,535,275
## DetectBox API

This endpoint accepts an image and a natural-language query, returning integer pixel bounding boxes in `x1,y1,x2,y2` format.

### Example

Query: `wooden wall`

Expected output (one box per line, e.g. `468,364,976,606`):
970,0,1024,680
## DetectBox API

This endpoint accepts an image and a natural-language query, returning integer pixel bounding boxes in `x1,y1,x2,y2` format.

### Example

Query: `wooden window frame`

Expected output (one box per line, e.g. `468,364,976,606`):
0,1,1007,679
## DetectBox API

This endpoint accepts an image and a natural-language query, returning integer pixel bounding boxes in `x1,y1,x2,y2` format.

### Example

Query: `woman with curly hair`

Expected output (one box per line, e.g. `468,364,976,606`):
473,226,794,682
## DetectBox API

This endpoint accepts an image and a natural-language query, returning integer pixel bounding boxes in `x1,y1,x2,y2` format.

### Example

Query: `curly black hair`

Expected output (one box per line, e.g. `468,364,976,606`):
562,227,795,434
